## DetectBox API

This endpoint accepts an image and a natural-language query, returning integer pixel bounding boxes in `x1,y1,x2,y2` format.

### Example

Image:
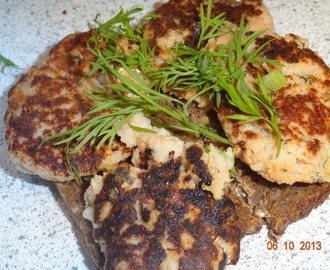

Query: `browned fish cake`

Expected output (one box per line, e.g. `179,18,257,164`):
4,0,273,182
217,33,330,184
56,158,330,269
4,31,132,181
5,0,330,269
82,145,240,270
145,0,273,64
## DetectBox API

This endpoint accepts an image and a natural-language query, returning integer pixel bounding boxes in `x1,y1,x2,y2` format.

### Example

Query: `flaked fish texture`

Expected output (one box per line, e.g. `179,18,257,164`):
5,31,132,181
217,33,330,184
5,0,330,269
82,147,240,270
5,0,273,182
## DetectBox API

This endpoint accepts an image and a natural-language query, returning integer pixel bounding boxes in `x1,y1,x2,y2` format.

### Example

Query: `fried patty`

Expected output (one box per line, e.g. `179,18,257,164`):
82,151,239,270
145,0,273,65
60,109,239,269
4,31,132,181
217,33,330,184
4,0,273,182
5,0,330,269
56,158,330,269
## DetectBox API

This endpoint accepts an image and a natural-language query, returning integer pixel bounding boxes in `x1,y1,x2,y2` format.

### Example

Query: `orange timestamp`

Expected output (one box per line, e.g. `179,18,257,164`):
267,240,322,251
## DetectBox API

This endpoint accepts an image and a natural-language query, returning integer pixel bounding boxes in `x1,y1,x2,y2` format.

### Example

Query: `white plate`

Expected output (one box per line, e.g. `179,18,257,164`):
0,0,329,269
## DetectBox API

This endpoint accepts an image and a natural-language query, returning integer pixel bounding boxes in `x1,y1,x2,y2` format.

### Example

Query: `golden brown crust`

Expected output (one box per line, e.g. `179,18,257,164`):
88,161,240,270
5,0,330,269
5,31,120,181
4,0,273,182
275,87,330,148
145,0,273,59
217,34,330,184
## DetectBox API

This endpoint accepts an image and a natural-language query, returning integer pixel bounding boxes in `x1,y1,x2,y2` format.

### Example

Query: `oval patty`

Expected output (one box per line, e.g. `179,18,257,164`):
217,33,330,184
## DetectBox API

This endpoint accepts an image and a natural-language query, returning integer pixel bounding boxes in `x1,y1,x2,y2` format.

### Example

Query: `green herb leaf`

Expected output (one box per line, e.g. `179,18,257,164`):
197,0,230,48
0,54,17,73
41,0,285,180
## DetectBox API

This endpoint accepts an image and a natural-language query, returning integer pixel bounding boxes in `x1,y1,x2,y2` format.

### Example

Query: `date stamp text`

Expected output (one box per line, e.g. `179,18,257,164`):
267,241,322,251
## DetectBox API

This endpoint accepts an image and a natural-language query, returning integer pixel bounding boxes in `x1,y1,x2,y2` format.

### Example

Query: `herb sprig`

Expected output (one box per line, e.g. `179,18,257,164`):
42,0,287,179
0,54,17,73
150,3,284,150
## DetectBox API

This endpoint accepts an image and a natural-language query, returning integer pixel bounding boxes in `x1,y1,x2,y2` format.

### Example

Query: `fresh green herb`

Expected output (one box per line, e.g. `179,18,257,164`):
0,54,17,73
84,5,155,80
224,74,282,156
197,0,229,48
44,48,228,152
150,1,285,152
42,0,287,179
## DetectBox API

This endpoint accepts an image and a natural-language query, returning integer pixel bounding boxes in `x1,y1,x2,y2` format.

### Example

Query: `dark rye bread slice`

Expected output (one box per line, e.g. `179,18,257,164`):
225,160,330,240
56,180,105,269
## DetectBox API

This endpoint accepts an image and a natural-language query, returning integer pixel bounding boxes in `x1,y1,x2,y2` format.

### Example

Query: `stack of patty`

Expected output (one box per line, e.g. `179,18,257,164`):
5,0,330,269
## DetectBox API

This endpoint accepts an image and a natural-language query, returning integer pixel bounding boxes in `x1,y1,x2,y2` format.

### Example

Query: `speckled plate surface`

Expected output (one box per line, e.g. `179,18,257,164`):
0,0,329,269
